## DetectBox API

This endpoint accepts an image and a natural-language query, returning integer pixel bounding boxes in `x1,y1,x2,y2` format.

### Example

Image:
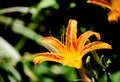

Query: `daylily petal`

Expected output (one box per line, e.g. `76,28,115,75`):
108,11,120,22
87,0,120,22
110,0,120,11
77,31,101,52
33,53,63,66
66,58,82,69
81,41,112,56
87,0,112,10
40,37,64,53
66,19,77,50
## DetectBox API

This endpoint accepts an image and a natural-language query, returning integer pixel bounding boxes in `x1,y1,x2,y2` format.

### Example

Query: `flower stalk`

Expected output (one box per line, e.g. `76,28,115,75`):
78,67,92,82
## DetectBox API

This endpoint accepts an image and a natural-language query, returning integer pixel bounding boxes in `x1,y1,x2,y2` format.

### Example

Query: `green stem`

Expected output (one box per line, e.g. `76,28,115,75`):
15,37,27,51
91,51,106,69
86,39,106,69
78,67,91,82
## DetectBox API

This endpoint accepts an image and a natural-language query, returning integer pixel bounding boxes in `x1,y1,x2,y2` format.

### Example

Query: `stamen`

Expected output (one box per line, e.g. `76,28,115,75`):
61,26,65,44
49,31,53,37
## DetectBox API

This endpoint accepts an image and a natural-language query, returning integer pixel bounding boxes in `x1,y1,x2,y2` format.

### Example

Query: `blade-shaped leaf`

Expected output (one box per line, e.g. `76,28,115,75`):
0,36,21,65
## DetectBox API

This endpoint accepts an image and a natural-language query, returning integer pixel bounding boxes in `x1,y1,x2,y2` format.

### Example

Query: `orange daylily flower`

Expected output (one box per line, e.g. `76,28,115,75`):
33,19,112,69
87,0,120,22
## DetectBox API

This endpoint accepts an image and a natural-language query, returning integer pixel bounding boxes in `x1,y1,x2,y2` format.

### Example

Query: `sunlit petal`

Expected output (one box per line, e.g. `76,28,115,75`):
77,31,101,52
108,11,120,22
33,53,63,66
81,41,112,56
66,58,82,69
87,0,120,22
87,0,112,10
66,19,77,50
111,0,120,11
40,37,64,53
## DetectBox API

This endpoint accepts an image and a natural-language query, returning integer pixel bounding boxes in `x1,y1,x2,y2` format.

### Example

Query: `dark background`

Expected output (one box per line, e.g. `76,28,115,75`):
0,0,120,82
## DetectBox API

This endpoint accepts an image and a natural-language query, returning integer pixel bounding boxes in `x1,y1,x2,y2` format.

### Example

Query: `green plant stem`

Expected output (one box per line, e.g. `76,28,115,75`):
86,39,106,69
90,51,106,69
78,67,91,82
15,37,27,51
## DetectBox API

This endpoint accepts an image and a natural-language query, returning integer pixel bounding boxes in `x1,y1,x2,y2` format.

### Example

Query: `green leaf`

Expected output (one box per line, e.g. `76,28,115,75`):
23,63,40,82
0,36,21,65
0,7,34,15
1,63,22,82
12,19,43,45
110,71,120,82
32,0,59,20
42,77,54,82
8,75,16,82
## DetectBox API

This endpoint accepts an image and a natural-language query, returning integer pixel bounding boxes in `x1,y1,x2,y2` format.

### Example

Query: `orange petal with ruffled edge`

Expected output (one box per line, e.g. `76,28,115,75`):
81,41,112,56
87,0,112,10
87,0,120,22
66,19,77,50
33,53,64,66
77,31,101,52
40,37,64,53
108,11,120,22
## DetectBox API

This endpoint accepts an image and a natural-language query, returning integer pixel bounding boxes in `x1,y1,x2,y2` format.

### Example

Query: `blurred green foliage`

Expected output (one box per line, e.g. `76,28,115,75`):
0,0,120,82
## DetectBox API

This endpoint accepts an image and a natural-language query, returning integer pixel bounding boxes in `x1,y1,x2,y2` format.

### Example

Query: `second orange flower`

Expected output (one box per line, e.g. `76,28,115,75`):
87,0,120,22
